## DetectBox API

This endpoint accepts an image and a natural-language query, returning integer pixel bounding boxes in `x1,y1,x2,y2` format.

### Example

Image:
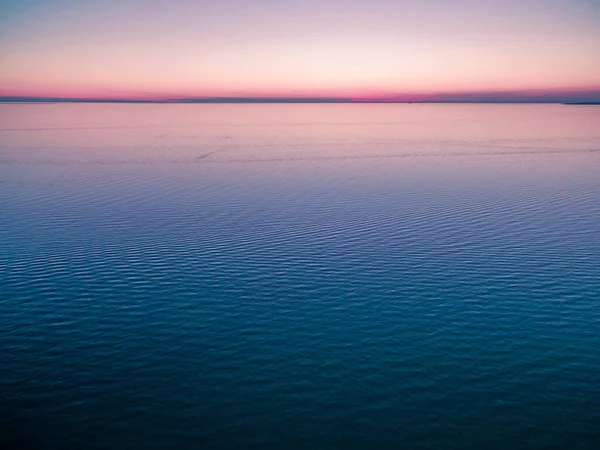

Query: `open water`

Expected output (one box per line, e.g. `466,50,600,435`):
1,104,599,449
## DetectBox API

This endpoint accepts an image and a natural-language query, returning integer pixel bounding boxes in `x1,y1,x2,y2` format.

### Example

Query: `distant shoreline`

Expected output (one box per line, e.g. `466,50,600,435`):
1,98,596,104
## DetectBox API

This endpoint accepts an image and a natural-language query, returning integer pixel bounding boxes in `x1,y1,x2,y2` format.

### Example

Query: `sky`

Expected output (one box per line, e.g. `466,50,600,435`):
1,0,599,101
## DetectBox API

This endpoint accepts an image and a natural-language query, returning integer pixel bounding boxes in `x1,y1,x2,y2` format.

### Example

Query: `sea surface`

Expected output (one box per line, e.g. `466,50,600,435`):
1,104,599,449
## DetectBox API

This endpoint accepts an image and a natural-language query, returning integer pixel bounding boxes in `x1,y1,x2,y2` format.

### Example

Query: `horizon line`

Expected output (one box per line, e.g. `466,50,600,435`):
1,96,599,105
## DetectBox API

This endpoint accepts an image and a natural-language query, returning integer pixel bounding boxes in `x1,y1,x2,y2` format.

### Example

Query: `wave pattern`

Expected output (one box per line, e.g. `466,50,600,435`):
2,104,600,449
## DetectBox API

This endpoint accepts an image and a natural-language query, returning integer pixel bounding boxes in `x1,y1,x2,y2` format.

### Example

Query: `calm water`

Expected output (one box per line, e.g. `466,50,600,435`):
1,104,600,449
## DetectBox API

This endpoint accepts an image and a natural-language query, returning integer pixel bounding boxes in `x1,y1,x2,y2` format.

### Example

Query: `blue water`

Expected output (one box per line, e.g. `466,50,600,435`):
1,104,600,449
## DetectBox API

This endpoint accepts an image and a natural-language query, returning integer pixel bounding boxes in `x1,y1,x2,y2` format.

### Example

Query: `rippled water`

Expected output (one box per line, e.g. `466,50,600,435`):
1,104,600,449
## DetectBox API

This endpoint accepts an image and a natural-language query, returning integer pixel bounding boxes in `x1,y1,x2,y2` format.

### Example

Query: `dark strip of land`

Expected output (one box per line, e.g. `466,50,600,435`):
1,96,599,104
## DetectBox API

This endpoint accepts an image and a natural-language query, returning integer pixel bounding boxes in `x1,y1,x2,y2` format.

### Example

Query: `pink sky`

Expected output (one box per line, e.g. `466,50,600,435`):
1,0,599,101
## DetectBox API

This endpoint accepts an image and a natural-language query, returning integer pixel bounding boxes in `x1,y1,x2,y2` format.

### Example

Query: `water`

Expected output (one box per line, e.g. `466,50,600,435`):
1,104,599,449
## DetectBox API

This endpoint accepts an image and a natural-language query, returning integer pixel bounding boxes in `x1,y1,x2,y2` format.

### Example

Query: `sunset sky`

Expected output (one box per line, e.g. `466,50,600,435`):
1,0,599,101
